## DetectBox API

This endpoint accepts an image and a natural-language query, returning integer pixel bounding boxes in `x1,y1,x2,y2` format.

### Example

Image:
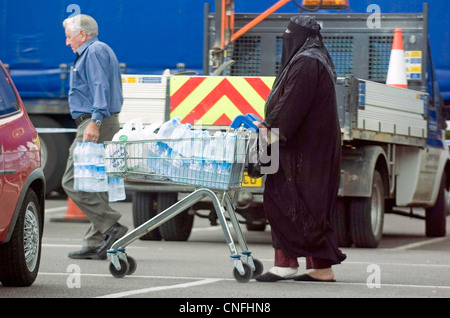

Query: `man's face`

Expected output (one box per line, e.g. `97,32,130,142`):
65,27,87,53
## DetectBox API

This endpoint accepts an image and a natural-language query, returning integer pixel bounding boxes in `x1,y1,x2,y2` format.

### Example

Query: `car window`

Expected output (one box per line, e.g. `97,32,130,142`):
0,68,19,116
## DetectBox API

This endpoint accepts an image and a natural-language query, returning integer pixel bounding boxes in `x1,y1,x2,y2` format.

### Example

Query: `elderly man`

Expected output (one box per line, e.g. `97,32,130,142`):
62,14,128,260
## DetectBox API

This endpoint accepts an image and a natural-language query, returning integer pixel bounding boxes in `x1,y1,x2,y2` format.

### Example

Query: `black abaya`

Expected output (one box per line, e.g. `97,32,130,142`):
262,16,346,265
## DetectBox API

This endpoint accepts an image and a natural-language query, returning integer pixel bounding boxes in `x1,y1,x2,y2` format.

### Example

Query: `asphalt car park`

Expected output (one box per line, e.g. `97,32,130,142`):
1,198,449,300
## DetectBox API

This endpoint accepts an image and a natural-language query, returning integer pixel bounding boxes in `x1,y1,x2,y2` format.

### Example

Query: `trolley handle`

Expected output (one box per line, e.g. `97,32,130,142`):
230,113,262,132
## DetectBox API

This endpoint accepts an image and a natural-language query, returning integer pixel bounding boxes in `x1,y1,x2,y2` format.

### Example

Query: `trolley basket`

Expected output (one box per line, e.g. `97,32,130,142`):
104,125,263,282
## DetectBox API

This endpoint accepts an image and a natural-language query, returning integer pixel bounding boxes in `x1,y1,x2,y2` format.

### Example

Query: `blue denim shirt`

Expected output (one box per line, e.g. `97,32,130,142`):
69,37,123,122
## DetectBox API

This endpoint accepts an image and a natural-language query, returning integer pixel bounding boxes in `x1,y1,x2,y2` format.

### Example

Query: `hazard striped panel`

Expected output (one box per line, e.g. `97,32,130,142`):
170,76,275,126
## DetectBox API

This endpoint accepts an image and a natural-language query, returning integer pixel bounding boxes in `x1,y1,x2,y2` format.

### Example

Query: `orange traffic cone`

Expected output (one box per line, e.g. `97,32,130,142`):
386,28,408,89
50,197,90,223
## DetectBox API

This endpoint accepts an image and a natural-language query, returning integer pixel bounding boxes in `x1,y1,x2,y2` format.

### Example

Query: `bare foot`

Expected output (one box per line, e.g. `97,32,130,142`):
307,268,334,281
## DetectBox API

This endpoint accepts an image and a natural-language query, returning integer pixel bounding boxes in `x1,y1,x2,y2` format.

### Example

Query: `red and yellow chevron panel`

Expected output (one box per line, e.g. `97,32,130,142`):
169,76,275,126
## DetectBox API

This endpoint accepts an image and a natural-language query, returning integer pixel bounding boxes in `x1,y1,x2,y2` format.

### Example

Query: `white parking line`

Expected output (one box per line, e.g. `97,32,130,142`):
42,243,148,249
96,278,223,298
45,206,67,214
192,226,222,232
391,237,449,250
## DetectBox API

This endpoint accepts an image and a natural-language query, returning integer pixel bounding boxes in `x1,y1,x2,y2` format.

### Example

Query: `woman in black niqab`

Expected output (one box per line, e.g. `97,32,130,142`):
255,16,346,283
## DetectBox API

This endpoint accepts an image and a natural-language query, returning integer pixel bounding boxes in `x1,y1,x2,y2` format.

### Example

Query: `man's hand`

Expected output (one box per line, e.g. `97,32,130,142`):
83,122,100,142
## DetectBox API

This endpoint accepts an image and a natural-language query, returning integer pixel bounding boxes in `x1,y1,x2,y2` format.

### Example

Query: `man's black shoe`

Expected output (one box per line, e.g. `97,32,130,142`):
97,223,128,258
68,247,106,260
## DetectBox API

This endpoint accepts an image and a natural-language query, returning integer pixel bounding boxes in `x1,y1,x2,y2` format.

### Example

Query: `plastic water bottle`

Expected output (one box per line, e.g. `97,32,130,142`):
141,122,161,173
218,131,236,187
73,142,83,191
108,177,126,202
86,142,98,191
172,122,191,140
203,134,217,187
79,142,89,191
189,130,206,186
96,143,109,192
152,118,179,176
213,132,227,187
235,127,247,165
171,124,191,163
157,117,182,139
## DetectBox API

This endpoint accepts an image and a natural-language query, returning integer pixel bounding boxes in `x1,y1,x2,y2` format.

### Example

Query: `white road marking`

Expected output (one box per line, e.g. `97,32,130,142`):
391,237,449,250
44,206,68,214
97,278,223,298
42,243,147,249
191,226,222,232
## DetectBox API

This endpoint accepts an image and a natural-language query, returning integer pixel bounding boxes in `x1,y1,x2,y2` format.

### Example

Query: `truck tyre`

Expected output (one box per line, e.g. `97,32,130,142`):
239,206,267,232
157,193,194,241
331,198,353,247
132,192,162,241
246,220,267,232
425,174,447,237
0,189,42,286
349,170,385,248
30,115,72,195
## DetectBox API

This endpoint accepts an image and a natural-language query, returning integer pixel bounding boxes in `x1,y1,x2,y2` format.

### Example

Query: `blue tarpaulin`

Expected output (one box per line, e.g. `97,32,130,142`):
1,0,449,101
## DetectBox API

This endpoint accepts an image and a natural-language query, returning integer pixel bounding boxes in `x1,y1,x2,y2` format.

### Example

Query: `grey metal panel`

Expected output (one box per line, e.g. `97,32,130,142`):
339,145,388,197
206,11,427,91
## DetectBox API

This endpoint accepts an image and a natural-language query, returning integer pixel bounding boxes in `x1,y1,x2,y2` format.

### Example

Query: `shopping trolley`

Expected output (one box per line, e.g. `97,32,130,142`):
104,115,263,282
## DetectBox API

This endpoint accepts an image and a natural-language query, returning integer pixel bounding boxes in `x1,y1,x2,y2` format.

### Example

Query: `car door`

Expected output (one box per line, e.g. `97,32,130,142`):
0,133,4,199
0,64,22,241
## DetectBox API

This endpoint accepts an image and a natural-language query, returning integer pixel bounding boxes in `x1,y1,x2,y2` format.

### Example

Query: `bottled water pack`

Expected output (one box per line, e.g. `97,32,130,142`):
145,117,240,189
74,142,125,201
74,142,107,192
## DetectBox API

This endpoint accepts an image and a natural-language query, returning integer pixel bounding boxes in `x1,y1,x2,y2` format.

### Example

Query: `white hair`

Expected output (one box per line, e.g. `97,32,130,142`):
63,14,98,37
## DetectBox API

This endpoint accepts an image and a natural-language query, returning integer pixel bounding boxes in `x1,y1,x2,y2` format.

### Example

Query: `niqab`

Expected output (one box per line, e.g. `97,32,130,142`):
266,16,337,123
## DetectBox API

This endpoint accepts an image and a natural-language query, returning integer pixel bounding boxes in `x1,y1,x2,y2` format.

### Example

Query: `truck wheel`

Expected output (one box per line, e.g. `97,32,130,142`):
349,170,385,248
426,174,447,237
331,198,353,247
157,193,194,241
238,206,267,232
246,221,267,232
30,115,73,195
132,192,162,241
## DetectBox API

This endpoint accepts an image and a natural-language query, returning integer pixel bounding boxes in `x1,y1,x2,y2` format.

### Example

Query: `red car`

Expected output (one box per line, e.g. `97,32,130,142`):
0,60,45,286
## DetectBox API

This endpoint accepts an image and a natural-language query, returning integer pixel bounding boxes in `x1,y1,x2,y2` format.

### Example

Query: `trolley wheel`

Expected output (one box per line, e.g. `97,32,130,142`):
126,256,137,275
233,263,252,283
252,259,264,278
109,259,130,278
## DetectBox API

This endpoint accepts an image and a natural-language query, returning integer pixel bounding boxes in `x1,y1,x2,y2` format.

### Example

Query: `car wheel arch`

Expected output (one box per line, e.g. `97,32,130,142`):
1,168,45,244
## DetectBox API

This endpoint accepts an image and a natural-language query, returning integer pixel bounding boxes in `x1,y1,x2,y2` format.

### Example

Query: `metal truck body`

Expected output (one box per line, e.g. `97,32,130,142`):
120,4,449,247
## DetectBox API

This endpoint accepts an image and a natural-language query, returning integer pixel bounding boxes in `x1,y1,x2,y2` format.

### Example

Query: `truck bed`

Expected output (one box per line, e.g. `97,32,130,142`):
336,76,428,147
